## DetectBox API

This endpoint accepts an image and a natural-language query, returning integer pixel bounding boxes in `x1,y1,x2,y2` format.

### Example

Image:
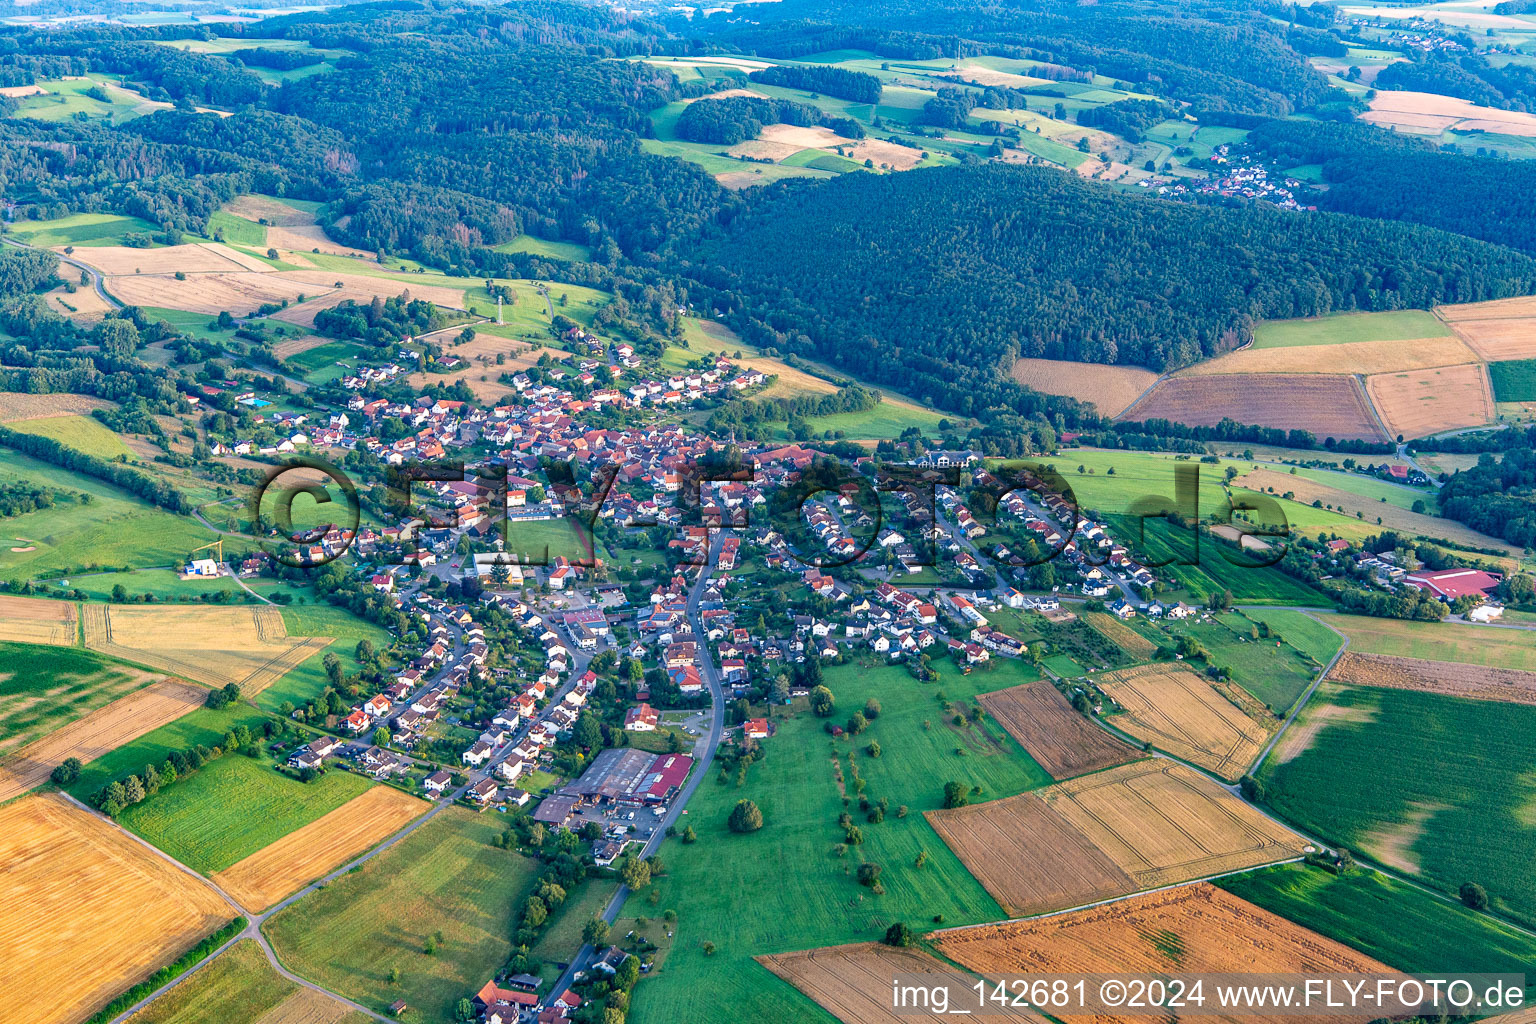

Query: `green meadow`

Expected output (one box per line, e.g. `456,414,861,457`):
256,605,396,713
1237,608,1343,665
1261,684,1536,926
65,701,269,798
1490,359,1536,403
5,211,159,247
117,751,374,872
1251,310,1450,349
6,414,132,460
264,809,541,1022
626,658,1050,1024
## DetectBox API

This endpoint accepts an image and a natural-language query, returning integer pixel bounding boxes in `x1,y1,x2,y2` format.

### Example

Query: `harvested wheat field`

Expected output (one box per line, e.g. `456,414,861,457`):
1362,90,1536,137
269,289,382,328
1082,611,1158,660
45,282,116,321
252,986,360,1024
213,786,428,911
1329,650,1536,706
0,593,77,645
0,391,112,422
1365,363,1493,439
225,195,314,227
109,272,314,316
978,681,1141,781
1094,664,1274,781
937,883,1391,1024
1440,295,1536,323
272,334,333,359
274,271,466,310
927,761,1308,916
1120,374,1385,442
1178,335,1478,377
1234,468,1519,554
0,679,205,803
753,123,926,171
1009,358,1159,417
759,942,1044,1024
82,605,332,695
1444,316,1536,363
0,792,231,1024
267,224,372,258
63,243,263,277
0,83,45,97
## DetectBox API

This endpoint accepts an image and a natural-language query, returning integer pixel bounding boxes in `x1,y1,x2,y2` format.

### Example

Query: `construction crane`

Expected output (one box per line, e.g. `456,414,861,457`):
192,539,223,562
185,539,224,578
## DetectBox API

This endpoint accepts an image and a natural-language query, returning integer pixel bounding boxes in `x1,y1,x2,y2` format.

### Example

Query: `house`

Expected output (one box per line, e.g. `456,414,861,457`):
423,770,451,794
744,718,770,739
462,740,493,766
624,703,660,731
470,778,499,803
344,709,371,734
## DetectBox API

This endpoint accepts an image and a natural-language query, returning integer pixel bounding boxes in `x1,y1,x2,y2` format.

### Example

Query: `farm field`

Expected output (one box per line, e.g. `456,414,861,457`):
0,679,206,803
1009,358,1158,417
1121,374,1386,442
212,786,429,911
926,760,1309,916
977,680,1141,780
1362,88,1536,136
1440,296,1536,361
1238,609,1344,666
62,700,270,799
1082,610,1157,660
82,604,333,695
64,242,269,277
116,752,375,874
1261,683,1536,923
1179,334,1477,377
0,391,114,422
1233,467,1517,553
0,792,232,1024
624,658,1051,1024
1094,663,1274,781
1218,863,1536,980
759,942,1041,1024
263,808,540,1022
108,271,313,316
1365,363,1494,439
1328,650,1536,706
257,605,395,713
0,593,77,645
1323,613,1536,670
0,641,158,756
936,883,1390,1024
1490,359,1536,402
1250,310,1451,349
7,413,133,459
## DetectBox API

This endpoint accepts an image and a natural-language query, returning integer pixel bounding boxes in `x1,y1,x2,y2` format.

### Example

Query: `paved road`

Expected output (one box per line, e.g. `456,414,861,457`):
1,235,120,309
548,533,728,996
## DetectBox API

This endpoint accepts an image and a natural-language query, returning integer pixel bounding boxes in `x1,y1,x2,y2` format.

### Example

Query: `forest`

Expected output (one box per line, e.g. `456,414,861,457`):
747,63,882,103
1242,119,1536,253
1438,445,1536,549
687,164,1536,421
674,95,864,144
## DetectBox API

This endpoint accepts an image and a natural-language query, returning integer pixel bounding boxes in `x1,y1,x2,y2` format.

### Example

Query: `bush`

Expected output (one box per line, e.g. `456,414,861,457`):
728,798,764,833
50,757,82,785
884,922,914,947
1460,881,1490,911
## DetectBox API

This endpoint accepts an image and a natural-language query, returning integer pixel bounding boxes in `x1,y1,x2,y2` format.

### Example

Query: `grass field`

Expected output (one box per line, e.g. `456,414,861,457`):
1324,614,1536,671
1160,614,1326,715
258,605,395,713
264,808,540,1023
5,211,160,247
125,940,292,1024
1262,683,1536,924
0,450,223,582
529,879,620,967
117,752,374,873
493,234,592,262
6,75,162,124
1236,609,1343,667
64,700,270,798
0,641,157,756
6,413,132,459
1218,863,1536,980
1252,310,1451,349
1490,359,1536,402
625,658,1051,1024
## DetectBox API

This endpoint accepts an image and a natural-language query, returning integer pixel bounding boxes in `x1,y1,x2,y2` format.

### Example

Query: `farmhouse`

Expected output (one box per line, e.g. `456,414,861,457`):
1404,567,1502,601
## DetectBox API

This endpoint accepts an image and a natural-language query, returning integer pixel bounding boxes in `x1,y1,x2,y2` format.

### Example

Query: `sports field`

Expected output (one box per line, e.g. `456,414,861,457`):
624,659,1050,1024
116,752,375,874
1262,683,1536,923
263,808,540,1021
927,760,1309,916
213,786,429,911
937,883,1389,1024
0,792,231,1024
0,641,158,756
82,604,333,695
